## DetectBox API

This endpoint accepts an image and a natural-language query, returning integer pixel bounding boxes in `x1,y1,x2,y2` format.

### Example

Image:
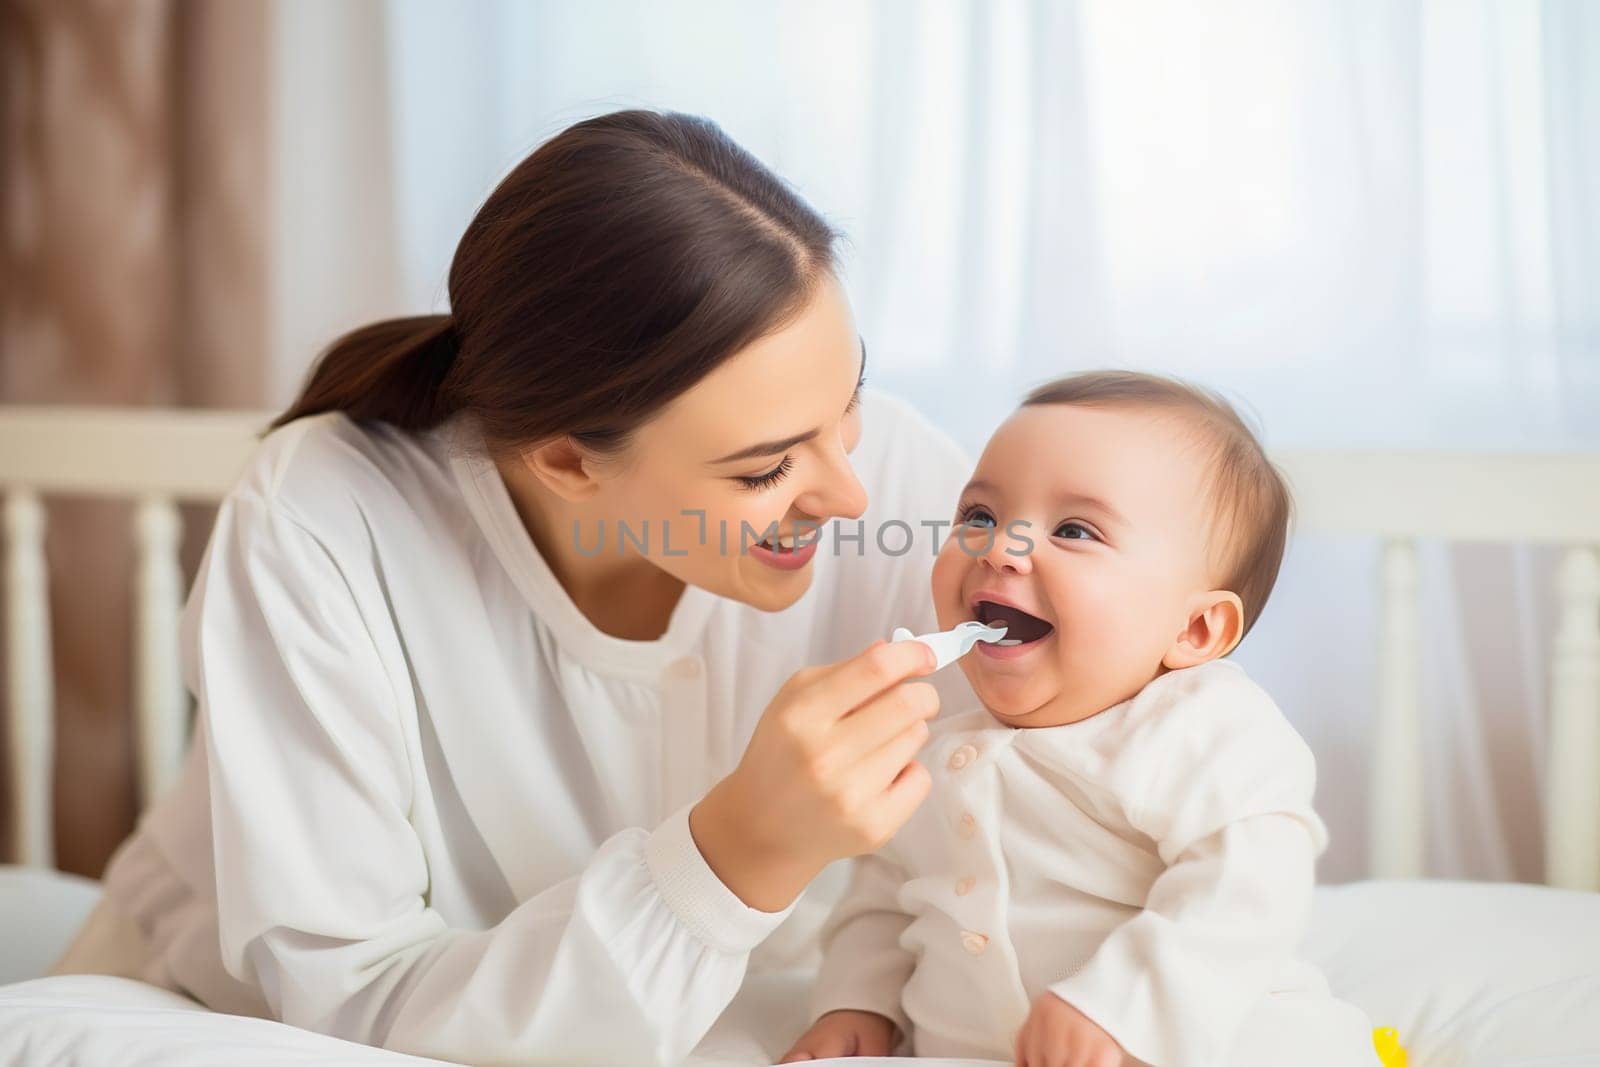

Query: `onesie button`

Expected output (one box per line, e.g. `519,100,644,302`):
946,744,977,772
955,876,975,896
957,812,977,839
960,931,989,955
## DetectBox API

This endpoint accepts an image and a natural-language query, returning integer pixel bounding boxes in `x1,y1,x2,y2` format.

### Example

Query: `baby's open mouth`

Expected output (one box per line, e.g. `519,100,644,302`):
973,600,1054,644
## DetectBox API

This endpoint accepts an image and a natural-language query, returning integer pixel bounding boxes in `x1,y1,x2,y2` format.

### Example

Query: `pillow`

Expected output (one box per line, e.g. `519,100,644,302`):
1302,880,1600,1067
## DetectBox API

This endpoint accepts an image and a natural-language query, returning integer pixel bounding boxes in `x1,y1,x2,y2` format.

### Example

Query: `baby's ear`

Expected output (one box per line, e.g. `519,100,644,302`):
1161,590,1244,670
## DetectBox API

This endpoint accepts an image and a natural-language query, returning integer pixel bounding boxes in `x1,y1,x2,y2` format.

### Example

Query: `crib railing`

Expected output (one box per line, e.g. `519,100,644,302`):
1,406,270,869
1278,452,1600,890
2,407,1599,890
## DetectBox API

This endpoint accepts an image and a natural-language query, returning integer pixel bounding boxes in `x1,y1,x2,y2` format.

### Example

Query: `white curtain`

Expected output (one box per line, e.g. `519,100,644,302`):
271,0,1600,882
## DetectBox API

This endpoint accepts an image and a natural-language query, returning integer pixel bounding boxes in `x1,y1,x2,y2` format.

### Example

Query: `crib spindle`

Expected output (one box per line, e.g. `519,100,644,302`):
135,496,188,809
1546,545,1600,891
1371,537,1425,879
4,489,55,868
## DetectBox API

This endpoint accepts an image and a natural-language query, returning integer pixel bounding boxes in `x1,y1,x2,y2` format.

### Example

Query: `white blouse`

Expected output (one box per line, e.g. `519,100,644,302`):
90,390,972,1065
811,660,1369,1067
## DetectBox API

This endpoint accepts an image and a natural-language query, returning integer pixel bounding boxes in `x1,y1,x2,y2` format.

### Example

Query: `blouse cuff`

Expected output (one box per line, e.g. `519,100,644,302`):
810,980,912,1045
644,802,798,956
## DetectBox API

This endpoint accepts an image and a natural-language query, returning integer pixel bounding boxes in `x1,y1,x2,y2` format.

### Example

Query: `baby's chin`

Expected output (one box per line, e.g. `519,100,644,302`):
980,701,1040,725
978,692,1106,729
960,659,1124,728
959,664,1058,723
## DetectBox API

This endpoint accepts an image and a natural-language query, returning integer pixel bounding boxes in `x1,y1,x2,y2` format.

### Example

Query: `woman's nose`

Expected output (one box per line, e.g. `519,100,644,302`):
796,445,868,522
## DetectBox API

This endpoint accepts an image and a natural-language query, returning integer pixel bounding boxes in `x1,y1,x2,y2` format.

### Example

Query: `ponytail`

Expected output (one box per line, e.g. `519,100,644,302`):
270,110,840,449
269,314,459,433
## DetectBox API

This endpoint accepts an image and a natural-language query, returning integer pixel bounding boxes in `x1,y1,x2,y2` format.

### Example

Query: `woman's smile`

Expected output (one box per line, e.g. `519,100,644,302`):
749,535,821,570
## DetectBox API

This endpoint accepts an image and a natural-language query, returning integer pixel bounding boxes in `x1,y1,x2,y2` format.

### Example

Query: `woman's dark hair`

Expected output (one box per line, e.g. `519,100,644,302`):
270,110,840,453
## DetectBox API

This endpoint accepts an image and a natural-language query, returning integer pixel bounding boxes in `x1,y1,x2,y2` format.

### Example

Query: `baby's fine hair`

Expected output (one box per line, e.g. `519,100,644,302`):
1022,370,1293,643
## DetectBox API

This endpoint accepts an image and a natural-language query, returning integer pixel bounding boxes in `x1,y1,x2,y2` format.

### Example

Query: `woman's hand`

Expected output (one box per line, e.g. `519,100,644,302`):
1013,992,1127,1067
779,1009,899,1061
690,639,939,912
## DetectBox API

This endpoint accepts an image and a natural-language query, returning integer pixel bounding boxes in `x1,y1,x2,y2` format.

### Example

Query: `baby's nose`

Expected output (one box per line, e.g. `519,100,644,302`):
977,524,1034,574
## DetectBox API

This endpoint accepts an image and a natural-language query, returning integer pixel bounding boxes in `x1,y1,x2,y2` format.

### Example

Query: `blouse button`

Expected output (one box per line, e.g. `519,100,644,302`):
955,876,975,897
664,657,702,681
960,930,989,955
957,812,977,839
946,744,977,772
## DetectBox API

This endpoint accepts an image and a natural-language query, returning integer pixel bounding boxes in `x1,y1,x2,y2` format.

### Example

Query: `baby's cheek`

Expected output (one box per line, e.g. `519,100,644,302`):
1049,573,1127,651
930,541,967,629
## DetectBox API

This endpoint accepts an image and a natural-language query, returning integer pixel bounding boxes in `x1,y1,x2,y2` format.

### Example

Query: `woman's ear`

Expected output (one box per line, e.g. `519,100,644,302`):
520,437,605,502
1161,590,1245,670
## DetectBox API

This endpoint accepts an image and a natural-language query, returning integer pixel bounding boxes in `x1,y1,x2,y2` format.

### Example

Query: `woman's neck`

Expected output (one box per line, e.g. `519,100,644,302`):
494,455,686,641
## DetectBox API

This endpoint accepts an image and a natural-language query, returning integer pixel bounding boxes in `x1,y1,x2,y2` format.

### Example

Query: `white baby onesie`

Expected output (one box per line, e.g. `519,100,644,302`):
810,659,1379,1067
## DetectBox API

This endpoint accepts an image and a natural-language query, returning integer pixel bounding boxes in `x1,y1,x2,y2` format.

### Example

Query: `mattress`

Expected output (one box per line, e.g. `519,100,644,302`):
1,873,1596,1066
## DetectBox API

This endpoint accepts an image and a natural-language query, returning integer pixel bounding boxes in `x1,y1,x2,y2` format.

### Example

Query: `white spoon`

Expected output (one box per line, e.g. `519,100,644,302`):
890,620,1020,671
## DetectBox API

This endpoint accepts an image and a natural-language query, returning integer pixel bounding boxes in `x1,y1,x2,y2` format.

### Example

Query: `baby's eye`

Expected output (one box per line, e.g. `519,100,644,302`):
956,503,996,529
1053,521,1098,542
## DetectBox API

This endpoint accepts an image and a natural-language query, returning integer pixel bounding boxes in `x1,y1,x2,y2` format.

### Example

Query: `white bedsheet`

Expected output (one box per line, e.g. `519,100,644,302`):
2,880,1597,1066
0,978,448,1066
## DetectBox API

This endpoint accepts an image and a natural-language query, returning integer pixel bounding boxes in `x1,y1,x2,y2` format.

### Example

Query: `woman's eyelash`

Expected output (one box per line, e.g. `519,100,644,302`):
737,379,865,491
736,455,794,491
844,376,867,414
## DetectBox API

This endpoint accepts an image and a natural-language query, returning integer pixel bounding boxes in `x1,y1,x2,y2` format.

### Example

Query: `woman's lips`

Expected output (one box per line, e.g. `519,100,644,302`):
749,537,819,571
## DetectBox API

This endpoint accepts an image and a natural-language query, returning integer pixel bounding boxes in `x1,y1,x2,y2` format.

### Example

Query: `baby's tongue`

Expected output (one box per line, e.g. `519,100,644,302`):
975,602,1054,643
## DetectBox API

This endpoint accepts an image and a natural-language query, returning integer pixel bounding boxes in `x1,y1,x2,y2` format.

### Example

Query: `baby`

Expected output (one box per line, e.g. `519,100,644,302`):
780,372,1379,1067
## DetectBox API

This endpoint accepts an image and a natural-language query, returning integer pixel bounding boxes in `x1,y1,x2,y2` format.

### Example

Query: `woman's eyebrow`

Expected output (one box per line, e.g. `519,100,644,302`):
712,428,819,465
709,338,868,465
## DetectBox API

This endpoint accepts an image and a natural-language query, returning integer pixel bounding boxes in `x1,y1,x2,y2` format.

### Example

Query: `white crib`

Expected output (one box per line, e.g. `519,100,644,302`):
2,405,1599,891
1,407,271,870
4,404,1600,1067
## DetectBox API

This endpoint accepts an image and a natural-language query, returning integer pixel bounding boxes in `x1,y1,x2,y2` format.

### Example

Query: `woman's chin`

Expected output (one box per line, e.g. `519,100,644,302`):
731,561,814,612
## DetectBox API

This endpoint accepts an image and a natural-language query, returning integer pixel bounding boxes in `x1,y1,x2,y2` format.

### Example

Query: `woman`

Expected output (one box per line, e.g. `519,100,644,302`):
54,111,971,1064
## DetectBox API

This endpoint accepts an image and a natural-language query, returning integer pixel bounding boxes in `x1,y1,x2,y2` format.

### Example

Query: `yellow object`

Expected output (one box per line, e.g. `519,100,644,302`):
1372,1027,1407,1067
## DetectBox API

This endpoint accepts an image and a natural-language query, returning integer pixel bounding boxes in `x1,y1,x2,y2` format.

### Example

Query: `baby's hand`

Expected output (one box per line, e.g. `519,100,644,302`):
1013,992,1128,1067
779,1009,899,1061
